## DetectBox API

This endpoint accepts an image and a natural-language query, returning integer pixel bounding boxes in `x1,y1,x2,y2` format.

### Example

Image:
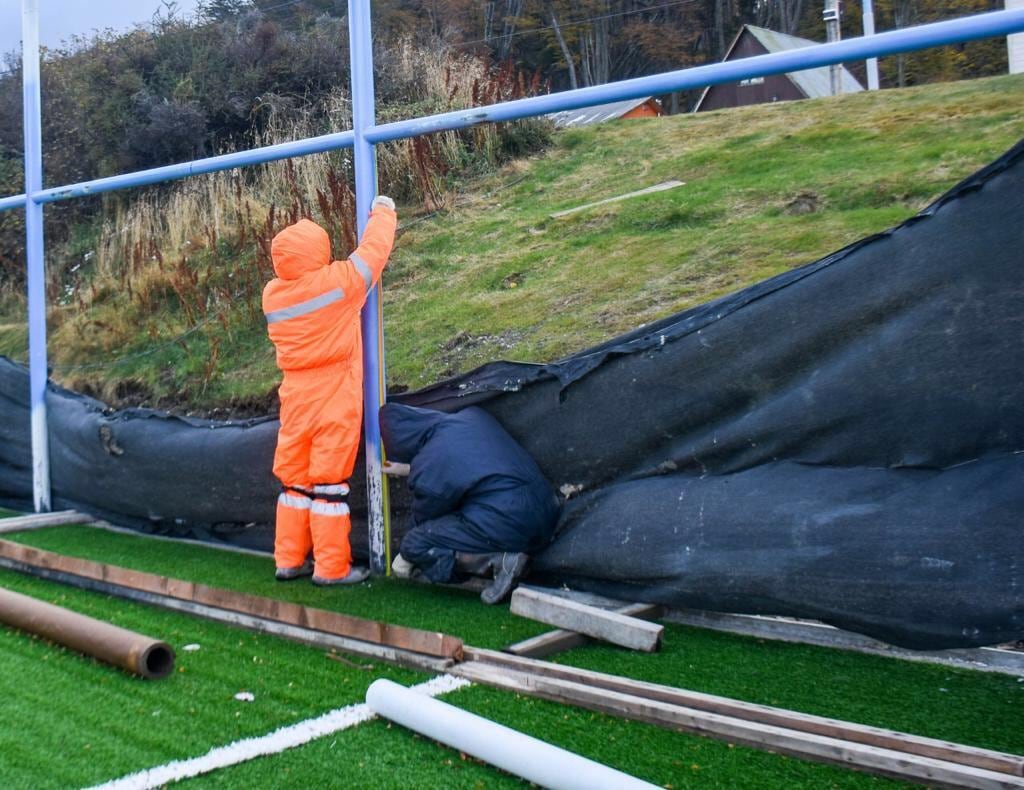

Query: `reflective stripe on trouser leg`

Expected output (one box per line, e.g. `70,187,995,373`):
310,498,352,579
275,492,312,570
313,483,350,499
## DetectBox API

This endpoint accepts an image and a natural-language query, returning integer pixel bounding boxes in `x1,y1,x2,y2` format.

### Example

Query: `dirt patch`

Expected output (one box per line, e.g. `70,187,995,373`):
439,329,527,376
502,272,525,289
785,192,821,215
183,389,280,420
67,374,280,420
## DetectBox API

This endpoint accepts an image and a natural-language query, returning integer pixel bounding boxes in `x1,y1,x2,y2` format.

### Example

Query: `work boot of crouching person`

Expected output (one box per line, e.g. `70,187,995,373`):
481,552,530,604
455,552,530,604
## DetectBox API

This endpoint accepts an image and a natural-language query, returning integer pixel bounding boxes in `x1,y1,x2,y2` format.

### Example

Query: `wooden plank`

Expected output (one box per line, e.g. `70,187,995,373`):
523,588,1024,677
0,539,462,659
493,586,1024,680
0,510,87,533
510,587,663,652
506,603,662,659
665,608,1024,677
0,557,451,674
464,648,1024,778
454,660,1024,789
550,180,685,219
520,587,1024,677
517,585,633,609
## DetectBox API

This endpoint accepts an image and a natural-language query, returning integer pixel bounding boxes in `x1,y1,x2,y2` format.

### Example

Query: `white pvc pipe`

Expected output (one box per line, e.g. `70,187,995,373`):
365,679,658,790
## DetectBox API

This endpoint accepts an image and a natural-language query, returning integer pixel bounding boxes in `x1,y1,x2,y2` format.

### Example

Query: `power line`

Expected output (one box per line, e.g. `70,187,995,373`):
453,0,704,49
256,0,310,14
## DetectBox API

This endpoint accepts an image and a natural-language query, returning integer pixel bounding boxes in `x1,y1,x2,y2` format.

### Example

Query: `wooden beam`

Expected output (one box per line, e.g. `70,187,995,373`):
665,608,1024,677
510,587,663,652
516,587,1024,677
550,180,685,219
0,556,451,673
0,510,87,533
506,603,662,659
463,648,1024,778
454,659,1024,788
0,539,462,659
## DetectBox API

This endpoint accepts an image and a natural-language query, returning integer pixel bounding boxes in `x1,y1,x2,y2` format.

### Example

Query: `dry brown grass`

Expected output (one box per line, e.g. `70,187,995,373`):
0,41,548,409
50,40,546,342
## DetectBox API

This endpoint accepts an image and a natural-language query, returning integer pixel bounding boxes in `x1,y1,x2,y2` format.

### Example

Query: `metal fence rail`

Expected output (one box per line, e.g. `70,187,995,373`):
3,1,1024,571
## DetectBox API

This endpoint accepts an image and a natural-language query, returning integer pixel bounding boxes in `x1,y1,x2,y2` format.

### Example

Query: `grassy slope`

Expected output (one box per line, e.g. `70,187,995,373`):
382,74,1024,388
2,525,1021,787
2,75,1022,408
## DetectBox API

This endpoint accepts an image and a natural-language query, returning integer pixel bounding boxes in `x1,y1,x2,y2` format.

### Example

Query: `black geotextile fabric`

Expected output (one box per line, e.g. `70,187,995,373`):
1,139,1022,648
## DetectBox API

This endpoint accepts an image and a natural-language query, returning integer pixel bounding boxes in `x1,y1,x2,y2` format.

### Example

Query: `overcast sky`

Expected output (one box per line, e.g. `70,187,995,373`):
0,0,203,59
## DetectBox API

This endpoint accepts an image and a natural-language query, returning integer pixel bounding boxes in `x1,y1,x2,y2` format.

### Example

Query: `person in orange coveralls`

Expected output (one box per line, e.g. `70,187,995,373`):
263,196,397,586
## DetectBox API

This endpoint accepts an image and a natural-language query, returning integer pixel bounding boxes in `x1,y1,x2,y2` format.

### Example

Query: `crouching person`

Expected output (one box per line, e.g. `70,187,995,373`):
380,403,560,604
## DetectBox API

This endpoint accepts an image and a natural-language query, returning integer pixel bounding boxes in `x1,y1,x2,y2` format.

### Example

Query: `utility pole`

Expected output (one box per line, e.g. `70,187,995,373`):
1010,0,1024,74
22,0,51,513
824,0,843,95
348,0,391,576
863,0,880,89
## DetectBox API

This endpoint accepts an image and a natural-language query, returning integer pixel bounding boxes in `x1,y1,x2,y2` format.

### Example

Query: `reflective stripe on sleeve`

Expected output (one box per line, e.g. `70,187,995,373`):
311,501,351,517
313,483,350,496
278,492,312,510
349,253,373,294
265,288,345,324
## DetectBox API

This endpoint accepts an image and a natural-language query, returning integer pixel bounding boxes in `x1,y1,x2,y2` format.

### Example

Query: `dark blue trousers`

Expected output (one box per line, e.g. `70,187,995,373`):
399,513,502,584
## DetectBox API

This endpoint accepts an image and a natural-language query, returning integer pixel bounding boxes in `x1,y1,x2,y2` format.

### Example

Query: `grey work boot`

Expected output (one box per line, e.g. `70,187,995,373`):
481,552,529,605
454,552,529,605
312,566,370,586
275,560,313,581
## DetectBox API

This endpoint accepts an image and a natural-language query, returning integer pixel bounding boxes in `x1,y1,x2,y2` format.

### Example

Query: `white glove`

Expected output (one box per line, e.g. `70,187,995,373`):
371,195,395,211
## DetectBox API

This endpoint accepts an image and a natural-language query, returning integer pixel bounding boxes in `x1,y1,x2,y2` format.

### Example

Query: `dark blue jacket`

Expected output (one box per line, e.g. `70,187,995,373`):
380,403,559,552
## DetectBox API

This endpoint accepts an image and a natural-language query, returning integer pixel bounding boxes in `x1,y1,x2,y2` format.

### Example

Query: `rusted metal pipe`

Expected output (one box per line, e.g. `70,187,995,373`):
0,586,175,679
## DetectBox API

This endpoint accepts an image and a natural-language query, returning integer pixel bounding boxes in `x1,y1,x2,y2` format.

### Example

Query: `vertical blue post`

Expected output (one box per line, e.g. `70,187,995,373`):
22,0,51,512
348,0,390,575
863,0,881,90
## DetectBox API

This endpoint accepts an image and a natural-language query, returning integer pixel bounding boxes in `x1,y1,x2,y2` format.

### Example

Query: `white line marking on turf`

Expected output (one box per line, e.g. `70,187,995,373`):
88,674,471,790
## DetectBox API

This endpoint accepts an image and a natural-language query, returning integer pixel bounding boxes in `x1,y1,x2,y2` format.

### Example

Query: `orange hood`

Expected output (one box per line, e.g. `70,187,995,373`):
270,219,331,280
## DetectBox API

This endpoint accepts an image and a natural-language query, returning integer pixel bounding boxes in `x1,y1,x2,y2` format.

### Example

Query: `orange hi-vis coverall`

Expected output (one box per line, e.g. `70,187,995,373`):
263,206,397,580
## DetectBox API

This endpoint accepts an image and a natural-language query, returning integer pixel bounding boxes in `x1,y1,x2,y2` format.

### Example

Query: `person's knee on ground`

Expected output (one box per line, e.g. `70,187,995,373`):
399,529,458,584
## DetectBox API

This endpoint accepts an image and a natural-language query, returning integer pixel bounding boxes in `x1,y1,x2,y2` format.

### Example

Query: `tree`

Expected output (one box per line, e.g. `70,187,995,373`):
197,0,256,22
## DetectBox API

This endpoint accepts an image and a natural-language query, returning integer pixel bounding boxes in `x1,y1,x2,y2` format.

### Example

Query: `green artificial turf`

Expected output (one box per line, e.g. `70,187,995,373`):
554,626,1024,756
0,568,424,788
1,524,1020,788
181,684,904,789
1,525,551,649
